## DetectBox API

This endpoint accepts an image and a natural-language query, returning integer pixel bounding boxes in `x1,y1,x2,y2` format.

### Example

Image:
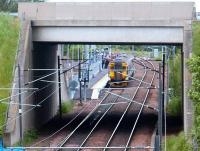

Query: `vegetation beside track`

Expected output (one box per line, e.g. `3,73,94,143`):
61,101,74,113
166,51,182,116
186,21,200,144
164,132,192,151
188,56,200,143
166,22,200,149
14,129,38,146
0,14,19,135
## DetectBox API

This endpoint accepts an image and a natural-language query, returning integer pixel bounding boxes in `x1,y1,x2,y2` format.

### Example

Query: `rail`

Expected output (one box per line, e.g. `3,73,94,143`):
103,58,148,150
124,59,157,150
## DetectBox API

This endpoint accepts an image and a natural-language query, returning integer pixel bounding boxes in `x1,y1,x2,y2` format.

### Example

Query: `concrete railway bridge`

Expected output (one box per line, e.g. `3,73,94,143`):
4,2,194,145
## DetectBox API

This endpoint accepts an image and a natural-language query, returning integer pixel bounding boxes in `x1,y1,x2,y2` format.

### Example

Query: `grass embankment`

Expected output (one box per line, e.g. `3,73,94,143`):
0,14,19,135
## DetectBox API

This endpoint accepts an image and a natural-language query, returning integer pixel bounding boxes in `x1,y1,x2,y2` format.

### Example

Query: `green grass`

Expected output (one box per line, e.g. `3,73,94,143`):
0,14,19,135
61,101,74,113
14,129,38,146
166,52,182,116
192,21,200,56
187,21,200,143
166,97,182,116
164,132,192,151
134,50,150,57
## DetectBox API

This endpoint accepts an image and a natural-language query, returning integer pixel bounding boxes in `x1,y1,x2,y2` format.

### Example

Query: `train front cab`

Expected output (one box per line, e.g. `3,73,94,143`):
109,61,128,87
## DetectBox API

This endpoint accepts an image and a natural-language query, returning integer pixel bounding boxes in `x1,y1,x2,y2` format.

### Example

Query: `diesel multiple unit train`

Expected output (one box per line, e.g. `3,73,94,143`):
108,57,134,87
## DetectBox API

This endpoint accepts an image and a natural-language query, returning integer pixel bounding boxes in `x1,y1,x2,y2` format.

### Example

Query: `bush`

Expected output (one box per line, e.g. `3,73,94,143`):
187,56,200,142
164,132,192,151
14,129,38,146
192,22,200,56
166,97,182,116
61,101,73,113
166,51,182,116
23,129,38,146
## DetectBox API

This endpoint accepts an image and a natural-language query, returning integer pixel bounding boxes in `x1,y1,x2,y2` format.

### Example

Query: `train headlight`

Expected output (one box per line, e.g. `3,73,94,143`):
109,62,114,68
109,71,115,79
122,71,127,79
122,62,127,67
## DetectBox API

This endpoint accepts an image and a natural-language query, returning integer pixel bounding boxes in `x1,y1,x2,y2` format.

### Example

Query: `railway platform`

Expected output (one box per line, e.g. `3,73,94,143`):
73,69,109,100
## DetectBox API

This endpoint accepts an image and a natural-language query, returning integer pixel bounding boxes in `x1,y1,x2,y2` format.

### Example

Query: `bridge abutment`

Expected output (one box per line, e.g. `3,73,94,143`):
32,42,59,127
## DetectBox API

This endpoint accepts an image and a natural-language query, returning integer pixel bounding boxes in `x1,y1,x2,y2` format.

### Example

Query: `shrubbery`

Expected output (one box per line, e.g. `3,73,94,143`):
164,132,192,151
61,101,74,113
166,96,182,116
166,51,182,116
187,56,200,142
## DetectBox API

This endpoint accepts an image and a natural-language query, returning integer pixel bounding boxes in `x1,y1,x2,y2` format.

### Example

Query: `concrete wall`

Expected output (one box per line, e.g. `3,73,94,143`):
32,42,58,126
18,2,194,20
4,21,34,146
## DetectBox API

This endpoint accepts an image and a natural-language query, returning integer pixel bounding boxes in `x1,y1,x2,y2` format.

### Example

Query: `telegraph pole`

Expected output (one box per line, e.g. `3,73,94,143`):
157,63,163,151
18,64,23,145
78,48,82,105
162,47,165,114
57,56,62,118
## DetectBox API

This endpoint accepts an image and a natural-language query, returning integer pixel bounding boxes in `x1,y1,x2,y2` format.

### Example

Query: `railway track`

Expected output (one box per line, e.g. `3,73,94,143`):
30,58,158,151
56,88,128,151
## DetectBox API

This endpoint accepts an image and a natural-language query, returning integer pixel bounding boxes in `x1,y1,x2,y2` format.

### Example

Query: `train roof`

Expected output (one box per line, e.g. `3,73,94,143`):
110,56,133,63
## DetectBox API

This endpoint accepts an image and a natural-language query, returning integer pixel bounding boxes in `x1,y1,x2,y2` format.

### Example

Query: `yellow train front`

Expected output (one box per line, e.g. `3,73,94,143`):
108,58,133,87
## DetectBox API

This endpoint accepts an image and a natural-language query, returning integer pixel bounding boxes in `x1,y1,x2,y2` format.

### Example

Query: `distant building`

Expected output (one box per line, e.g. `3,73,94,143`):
9,12,18,17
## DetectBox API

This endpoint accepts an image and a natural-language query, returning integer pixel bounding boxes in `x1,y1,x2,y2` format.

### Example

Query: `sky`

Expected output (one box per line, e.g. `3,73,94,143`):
46,0,200,12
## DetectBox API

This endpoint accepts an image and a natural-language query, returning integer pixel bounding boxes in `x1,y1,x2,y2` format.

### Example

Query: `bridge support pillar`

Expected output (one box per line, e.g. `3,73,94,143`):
183,27,193,136
32,42,59,127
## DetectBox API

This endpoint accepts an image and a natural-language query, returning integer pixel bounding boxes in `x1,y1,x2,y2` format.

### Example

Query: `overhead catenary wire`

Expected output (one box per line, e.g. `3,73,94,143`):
0,82,54,109
77,90,125,151
25,60,87,86
124,59,156,150
0,88,38,90
31,103,90,147
1,54,87,134
25,70,58,85
56,91,112,150
39,79,63,84
114,71,153,86
0,101,41,107
103,91,158,111
0,82,56,129
0,91,28,102
103,59,148,150
1,85,60,129
103,86,158,89
7,146,155,150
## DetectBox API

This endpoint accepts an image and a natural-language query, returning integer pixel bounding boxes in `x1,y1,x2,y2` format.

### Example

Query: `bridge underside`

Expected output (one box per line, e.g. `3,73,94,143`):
32,26,184,44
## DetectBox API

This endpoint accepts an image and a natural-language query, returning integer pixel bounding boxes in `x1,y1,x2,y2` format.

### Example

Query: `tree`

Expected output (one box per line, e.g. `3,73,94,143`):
0,0,45,12
0,0,17,12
